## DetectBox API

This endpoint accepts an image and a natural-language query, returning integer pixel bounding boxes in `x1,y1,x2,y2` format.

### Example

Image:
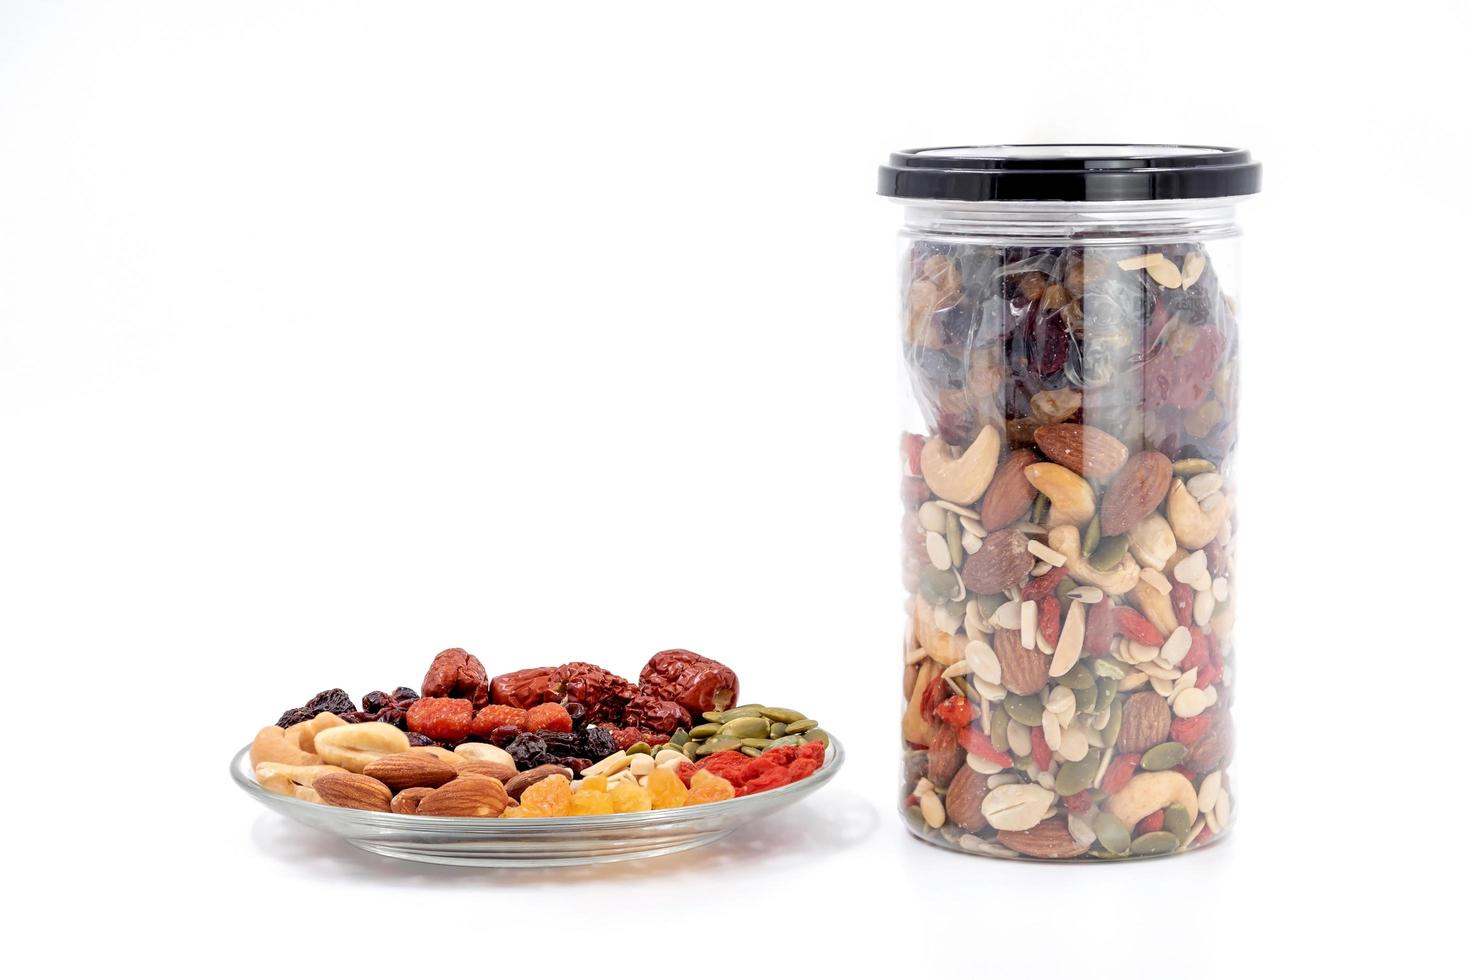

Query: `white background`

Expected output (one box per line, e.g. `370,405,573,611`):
2,1,1463,975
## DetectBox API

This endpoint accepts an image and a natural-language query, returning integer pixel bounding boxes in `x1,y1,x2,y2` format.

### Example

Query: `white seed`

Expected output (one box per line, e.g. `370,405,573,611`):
905,644,928,665
1027,540,1067,567
940,660,969,680
919,791,946,828
1130,642,1161,664
934,500,981,519
1180,252,1208,289
1083,725,1107,748
1137,660,1180,680
1068,813,1097,849
1161,626,1192,666
1205,808,1220,834
1042,710,1062,751
961,532,984,554
981,784,1057,832
629,754,655,777
1035,770,1057,789
1175,666,1198,691
1139,567,1172,595
1059,725,1089,762
1007,719,1032,756
1119,671,1150,692
993,600,1022,630
1145,256,1183,288
1117,253,1155,271
1020,600,1038,650
1183,816,1207,848
965,752,1004,775
655,749,686,767
1214,788,1232,827
581,751,628,777
1201,493,1226,513
1150,675,1175,697
1174,550,1210,590
1186,472,1223,499
1173,686,1208,718
1046,686,1077,728
987,773,1022,788
965,600,992,637
1090,707,1111,732
1201,684,1219,707
1011,522,1047,536
1197,771,1222,813
1036,628,1055,656
914,777,933,796
1094,746,1115,789
1212,576,1230,602
965,640,1002,685
1049,598,1086,677
959,516,987,537
933,602,963,636
1067,586,1103,604
1195,588,1216,626
973,678,1007,702
918,501,948,532
926,531,952,571
980,696,992,735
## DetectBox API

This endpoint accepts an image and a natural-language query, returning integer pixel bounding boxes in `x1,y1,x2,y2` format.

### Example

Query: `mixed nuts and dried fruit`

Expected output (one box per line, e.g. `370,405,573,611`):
900,240,1237,860
250,648,831,818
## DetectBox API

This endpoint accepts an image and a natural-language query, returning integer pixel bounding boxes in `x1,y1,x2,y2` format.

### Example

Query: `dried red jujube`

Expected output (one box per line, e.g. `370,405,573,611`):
421,647,490,709
638,649,739,716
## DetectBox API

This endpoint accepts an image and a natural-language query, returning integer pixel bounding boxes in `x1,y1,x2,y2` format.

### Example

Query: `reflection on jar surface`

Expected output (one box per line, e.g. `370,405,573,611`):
882,146,1259,860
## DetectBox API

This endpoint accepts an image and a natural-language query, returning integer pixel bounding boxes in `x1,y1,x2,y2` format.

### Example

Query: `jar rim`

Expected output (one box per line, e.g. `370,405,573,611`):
878,144,1261,203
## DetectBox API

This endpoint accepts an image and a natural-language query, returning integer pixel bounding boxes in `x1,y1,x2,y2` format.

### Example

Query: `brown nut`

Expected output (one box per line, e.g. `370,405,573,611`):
313,771,393,812
254,762,347,798
503,764,574,802
1116,691,1172,755
390,787,434,815
996,816,1089,859
408,745,469,769
944,764,989,832
457,761,517,783
362,751,458,791
416,776,510,817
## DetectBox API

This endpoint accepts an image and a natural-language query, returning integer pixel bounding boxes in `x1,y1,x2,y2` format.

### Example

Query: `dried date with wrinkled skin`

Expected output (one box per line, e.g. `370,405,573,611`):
490,666,558,708
549,662,636,724
638,649,739,715
622,692,692,735
421,648,490,709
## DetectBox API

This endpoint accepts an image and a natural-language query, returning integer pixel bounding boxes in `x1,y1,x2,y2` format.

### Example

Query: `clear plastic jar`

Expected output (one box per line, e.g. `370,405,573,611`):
881,146,1260,860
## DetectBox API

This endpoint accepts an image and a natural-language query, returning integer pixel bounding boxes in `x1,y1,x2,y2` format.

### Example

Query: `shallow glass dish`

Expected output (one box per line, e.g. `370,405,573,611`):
232,736,843,867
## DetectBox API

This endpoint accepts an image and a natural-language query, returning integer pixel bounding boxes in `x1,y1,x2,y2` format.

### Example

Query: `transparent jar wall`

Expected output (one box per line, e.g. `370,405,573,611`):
898,201,1239,860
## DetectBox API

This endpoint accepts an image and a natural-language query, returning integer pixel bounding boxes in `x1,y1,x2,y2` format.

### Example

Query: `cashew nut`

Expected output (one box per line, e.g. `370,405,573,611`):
312,721,410,773
1127,513,1177,571
1104,770,1198,833
283,710,347,754
913,597,966,666
254,762,347,798
920,425,1000,505
1128,578,1180,636
250,725,320,769
1166,479,1229,549
1024,462,1095,528
1047,525,1140,595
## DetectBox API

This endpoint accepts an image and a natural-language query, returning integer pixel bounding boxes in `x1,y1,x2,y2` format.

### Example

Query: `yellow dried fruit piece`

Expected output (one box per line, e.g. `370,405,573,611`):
610,781,653,813
516,773,572,816
686,769,736,805
570,788,614,816
646,767,688,810
579,774,608,793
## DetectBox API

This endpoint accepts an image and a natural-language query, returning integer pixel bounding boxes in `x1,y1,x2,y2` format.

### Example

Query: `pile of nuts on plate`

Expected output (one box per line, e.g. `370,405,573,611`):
900,240,1236,860
250,648,830,817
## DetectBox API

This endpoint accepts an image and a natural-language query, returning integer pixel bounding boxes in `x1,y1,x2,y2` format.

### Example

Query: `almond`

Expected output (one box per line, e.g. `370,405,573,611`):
313,771,393,812
1116,690,1172,754
503,764,574,802
457,761,517,783
925,724,964,788
1034,423,1129,481
390,786,433,814
993,627,1048,696
362,752,458,792
1100,451,1172,536
960,528,1035,595
997,816,1089,858
944,763,989,832
979,450,1038,530
416,776,510,817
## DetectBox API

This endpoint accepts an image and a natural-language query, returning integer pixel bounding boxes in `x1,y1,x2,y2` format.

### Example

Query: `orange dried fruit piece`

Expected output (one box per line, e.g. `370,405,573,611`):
569,788,614,816
646,767,688,810
579,774,608,793
516,773,572,816
610,781,652,813
686,769,735,805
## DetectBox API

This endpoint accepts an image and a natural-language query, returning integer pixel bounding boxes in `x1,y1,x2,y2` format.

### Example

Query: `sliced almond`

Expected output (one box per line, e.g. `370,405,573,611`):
1020,599,1038,650
1145,256,1183,288
1139,567,1172,595
1049,598,1086,677
1027,540,1068,567
1180,252,1207,289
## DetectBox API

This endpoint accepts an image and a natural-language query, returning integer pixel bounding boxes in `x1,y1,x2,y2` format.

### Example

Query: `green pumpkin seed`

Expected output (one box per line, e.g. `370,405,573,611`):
741,746,763,757
1093,812,1131,854
759,707,805,724
697,736,743,755
688,723,721,739
1003,693,1044,727
1163,804,1192,839
1055,751,1102,796
1100,706,1122,747
769,722,787,739
1089,535,1129,571
1072,683,1098,715
1172,457,1216,478
1031,493,1051,524
785,718,818,735
990,704,1010,752
717,705,767,721
701,711,724,724
764,734,806,750
669,728,690,747
1055,575,1079,597
720,716,770,739
1054,662,1095,690
1094,676,1118,713
1141,742,1187,771
946,511,964,568
740,737,774,749
1082,515,1101,557
802,728,831,747
1130,830,1180,856
920,566,958,605
626,741,652,755
1092,658,1127,681
977,593,1006,619
682,742,698,760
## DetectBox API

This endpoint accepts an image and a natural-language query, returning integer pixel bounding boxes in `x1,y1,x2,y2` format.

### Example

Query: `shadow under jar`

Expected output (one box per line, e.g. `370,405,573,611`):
881,146,1260,861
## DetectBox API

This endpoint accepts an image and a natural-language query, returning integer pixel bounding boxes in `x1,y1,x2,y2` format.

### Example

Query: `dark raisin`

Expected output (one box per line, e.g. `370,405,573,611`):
579,725,617,760
362,690,392,714
489,724,522,746
564,701,587,725
406,732,434,747
392,687,420,702
275,688,356,728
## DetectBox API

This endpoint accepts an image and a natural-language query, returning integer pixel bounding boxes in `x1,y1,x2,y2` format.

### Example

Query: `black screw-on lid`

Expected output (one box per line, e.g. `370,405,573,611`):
878,145,1261,202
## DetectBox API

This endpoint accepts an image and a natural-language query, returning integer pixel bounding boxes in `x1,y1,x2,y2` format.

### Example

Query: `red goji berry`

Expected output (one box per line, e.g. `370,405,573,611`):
935,695,972,728
1170,712,1212,746
1115,607,1165,645
1180,626,1210,671
957,727,1013,768
1137,809,1166,835
1022,565,1067,601
1195,826,1214,846
901,433,924,475
1171,584,1194,627
1062,790,1092,812
1101,752,1141,794
1038,595,1061,649
1208,631,1227,671
1195,662,1221,689
1030,727,1053,770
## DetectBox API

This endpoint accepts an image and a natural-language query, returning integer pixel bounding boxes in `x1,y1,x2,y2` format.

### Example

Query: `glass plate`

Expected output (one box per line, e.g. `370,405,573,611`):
232,736,843,867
